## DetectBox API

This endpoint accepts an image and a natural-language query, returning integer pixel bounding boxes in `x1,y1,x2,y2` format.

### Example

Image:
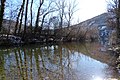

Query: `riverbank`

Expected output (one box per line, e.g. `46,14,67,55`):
108,45,120,74
113,46,120,73
0,34,97,46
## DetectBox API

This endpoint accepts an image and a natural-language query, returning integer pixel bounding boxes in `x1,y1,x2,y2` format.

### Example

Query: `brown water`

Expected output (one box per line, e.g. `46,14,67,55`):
0,42,120,80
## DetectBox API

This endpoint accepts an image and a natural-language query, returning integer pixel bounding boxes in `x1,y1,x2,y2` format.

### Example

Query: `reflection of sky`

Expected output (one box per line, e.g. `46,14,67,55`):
70,52,109,80
0,44,119,80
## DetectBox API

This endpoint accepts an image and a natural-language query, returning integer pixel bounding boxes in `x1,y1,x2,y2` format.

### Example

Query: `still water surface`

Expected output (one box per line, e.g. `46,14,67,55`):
0,42,120,80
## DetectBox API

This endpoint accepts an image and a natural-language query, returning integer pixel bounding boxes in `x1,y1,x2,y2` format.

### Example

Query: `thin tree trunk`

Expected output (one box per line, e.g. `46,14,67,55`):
34,0,44,34
59,0,65,29
116,0,120,44
23,0,29,37
14,0,25,35
0,0,6,32
41,11,54,28
18,6,24,35
30,0,33,34
34,6,41,34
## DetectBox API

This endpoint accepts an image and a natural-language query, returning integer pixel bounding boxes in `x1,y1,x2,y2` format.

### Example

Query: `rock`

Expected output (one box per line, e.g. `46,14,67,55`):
0,34,24,45
100,47,106,52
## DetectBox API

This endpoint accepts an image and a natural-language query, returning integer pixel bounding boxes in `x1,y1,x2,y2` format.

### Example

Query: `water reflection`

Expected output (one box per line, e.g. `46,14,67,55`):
0,42,120,80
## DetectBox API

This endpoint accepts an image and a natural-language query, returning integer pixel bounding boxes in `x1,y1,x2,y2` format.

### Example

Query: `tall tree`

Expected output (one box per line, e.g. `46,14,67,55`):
108,0,120,44
23,0,29,36
18,6,24,35
56,0,66,29
14,0,25,35
0,0,6,32
65,0,77,27
40,1,58,28
34,0,44,34
30,0,34,33
116,0,120,43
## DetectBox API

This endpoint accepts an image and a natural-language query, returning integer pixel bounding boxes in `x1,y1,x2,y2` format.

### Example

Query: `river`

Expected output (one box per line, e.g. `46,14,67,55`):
0,42,120,80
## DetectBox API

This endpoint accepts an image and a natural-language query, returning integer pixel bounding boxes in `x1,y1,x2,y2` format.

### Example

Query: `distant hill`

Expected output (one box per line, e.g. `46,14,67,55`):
74,12,113,28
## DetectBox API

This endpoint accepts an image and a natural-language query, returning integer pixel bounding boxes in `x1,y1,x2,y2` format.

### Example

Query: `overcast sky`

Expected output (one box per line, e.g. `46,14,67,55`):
5,0,109,25
73,0,108,23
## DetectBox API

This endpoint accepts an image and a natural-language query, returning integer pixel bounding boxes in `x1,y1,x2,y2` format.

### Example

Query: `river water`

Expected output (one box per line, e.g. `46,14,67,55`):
0,42,120,80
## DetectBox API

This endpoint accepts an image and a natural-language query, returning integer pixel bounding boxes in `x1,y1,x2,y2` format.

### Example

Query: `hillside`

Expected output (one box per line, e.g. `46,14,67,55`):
62,12,114,41
74,13,113,28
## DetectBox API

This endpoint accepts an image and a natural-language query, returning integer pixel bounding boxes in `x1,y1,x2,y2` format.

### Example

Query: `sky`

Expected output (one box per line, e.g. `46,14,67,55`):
73,0,109,23
5,0,109,25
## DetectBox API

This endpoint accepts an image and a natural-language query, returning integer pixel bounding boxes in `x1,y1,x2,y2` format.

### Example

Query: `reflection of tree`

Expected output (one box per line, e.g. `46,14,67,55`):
0,50,6,80
14,49,21,79
34,48,43,80
18,48,24,80
0,45,79,80
12,48,28,80
30,49,33,80
62,45,79,80
58,45,64,80
24,49,28,80
1,42,118,80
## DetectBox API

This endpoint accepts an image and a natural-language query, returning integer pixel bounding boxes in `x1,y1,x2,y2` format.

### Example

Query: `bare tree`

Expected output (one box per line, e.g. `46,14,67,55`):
18,5,24,35
0,0,6,32
59,0,78,41
14,0,25,35
23,0,29,36
34,0,44,34
108,0,120,43
40,1,57,28
30,0,34,33
117,0,120,43
49,16,59,29
55,0,66,29
65,0,77,28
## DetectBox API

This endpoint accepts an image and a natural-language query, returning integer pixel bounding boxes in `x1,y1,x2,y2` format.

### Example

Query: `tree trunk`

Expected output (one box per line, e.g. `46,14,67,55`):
18,6,24,35
0,0,6,32
30,0,33,34
34,0,44,34
34,6,40,34
23,0,29,37
116,0,120,44
14,0,25,35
